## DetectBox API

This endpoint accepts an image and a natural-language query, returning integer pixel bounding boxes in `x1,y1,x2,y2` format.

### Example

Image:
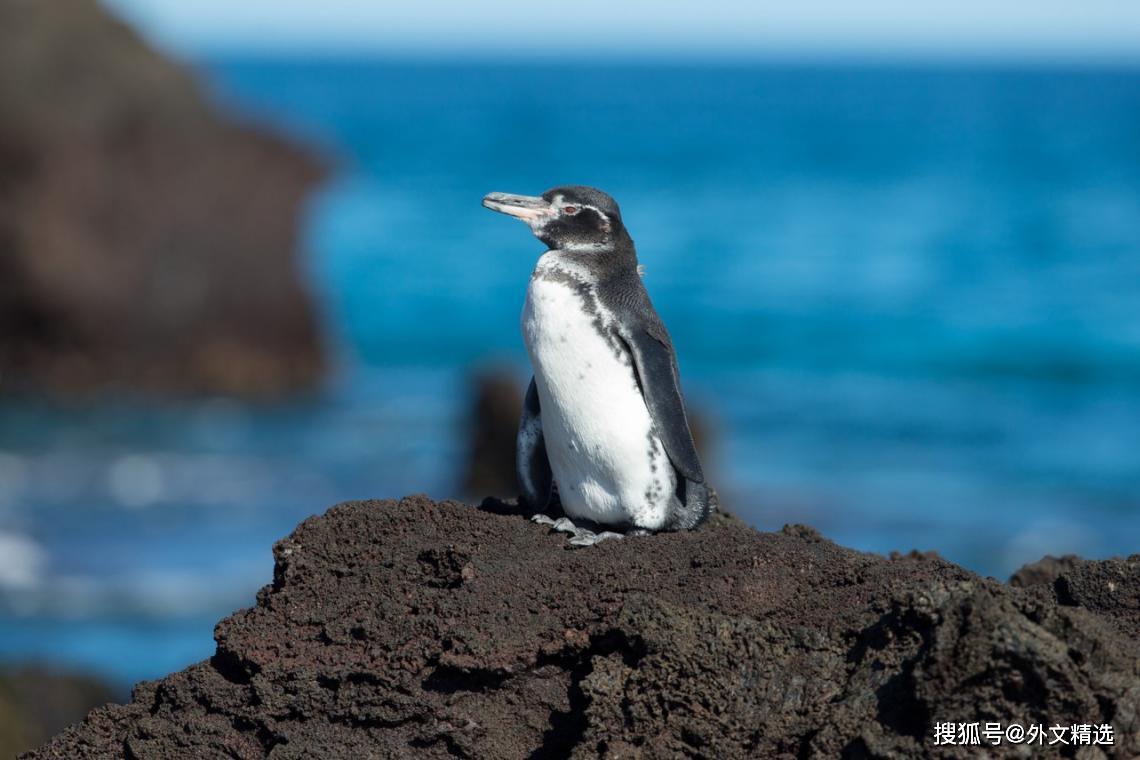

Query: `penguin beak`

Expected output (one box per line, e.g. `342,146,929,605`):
482,192,554,221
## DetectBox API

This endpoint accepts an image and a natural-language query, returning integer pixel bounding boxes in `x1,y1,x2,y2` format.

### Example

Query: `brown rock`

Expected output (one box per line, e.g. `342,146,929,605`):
26,497,1140,758
1009,554,1083,589
1012,552,1140,641
0,0,325,397
462,369,525,500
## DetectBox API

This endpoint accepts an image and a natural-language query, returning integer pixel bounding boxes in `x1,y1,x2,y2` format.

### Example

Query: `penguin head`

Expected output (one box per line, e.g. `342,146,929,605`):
483,185,628,251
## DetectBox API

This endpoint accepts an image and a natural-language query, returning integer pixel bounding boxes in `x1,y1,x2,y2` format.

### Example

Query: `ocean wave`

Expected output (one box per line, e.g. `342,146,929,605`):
0,532,45,591
0,564,263,621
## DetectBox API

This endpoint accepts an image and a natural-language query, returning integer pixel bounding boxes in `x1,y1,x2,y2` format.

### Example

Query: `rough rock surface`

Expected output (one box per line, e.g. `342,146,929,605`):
1010,553,1140,641
0,0,325,397
27,497,1140,758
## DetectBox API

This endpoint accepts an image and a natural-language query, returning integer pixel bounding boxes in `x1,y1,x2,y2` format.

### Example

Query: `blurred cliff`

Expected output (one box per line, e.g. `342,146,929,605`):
0,0,325,397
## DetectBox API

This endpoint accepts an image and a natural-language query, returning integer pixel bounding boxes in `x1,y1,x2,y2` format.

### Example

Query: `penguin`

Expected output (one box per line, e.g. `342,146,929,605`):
483,185,714,545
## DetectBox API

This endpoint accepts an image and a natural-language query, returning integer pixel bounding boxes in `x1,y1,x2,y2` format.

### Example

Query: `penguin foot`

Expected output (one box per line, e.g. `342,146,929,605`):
530,514,624,547
566,526,625,547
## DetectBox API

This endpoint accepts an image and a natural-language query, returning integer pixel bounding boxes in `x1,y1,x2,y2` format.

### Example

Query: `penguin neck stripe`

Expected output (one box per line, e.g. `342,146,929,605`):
558,242,610,252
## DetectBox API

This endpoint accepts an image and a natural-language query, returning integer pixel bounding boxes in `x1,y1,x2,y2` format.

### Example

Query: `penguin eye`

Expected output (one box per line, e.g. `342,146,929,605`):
563,205,579,215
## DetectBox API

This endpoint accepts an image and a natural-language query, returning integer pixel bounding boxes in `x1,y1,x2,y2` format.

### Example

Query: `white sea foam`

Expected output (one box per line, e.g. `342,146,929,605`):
107,454,166,509
1002,518,1096,573
0,531,45,590
0,564,263,620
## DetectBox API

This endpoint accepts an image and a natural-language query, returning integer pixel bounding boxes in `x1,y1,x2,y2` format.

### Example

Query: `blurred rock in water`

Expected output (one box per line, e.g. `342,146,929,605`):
0,0,325,397
462,368,524,500
0,663,119,757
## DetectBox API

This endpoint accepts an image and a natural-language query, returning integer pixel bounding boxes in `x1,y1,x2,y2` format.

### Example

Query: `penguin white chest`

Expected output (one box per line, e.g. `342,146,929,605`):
521,258,675,530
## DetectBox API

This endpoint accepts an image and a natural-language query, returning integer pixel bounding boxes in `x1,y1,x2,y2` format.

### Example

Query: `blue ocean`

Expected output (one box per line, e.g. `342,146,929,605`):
2,60,1139,687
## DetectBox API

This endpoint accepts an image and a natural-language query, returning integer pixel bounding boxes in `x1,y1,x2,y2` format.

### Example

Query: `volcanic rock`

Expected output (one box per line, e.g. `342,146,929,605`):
26,497,1140,758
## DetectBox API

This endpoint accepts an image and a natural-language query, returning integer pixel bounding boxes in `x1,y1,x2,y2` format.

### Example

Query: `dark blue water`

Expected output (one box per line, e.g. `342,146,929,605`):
2,60,1138,685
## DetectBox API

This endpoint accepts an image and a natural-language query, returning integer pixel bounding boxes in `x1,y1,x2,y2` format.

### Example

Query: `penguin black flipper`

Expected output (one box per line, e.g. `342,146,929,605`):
620,325,703,482
516,376,554,511
616,300,713,530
